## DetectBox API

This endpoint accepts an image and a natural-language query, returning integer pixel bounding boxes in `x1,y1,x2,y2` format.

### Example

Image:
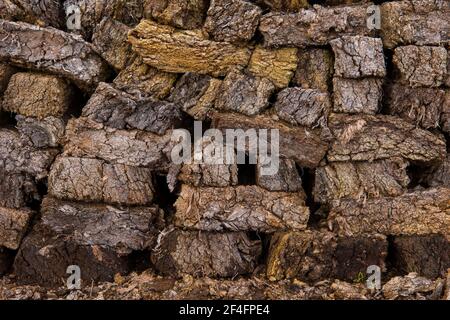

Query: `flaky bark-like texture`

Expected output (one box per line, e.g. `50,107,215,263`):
330,36,385,79
14,197,163,286
0,63,16,94
0,207,33,250
327,113,446,163
422,155,450,188
0,0,64,28
2,73,73,119
382,273,445,300
332,77,383,114
16,116,65,148
81,82,182,135
212,112,328,168
441,91,450,133
327,187,450,236
256,158,302,192
114,57,177,99
215,69,275,116
168,73,222,120
49,156,154,205
393,46,447,88
174,185,309,232
385,84,445,129
0,20,111,91
248,47,298,88
179,163,238,187
204,0,261,43
275,87,330,128
144,0,208,29
314,158,410,203
391,234,449,279
267,231,387,282
64,0,145,40
179,143,238,187
294,48,333,92
0,171,37,209
446,49,450,87
63,117,173,168
258,4,373,47
92,18,133,71
128,20,251,77
151,229,261,277
380,0,450,48
258,0,308,11
0,129,58,178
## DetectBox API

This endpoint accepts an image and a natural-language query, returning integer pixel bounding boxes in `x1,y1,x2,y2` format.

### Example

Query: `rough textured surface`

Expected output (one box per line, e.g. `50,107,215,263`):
391,234,449,279
257,0,309,11
333,77,383,114
423,155,450,188
382,273,446,300
275,87,330,128
0,0,64,28
48,157,154,205
174,185,309,232
128,20,251,77
64,0,144,40
259,4,373,47
92,18,133,71
0,0,449,299
114,57,177,99
178,142,238,187
267,231,388,283
204,0,261,43
330,36,386,79
314,158,410,203
0,207,33,250
380,0,450,48
248,47,298,88
385,84,445,129
327,187,450,236
2,270,447,300
151,229,261,278
16,116,65,148
393,46,447,88
0,20,111,91
294,48,333,92
212,112,328,168
168,73,222,120
0,128,58,178
81,82,182,135
0,63,16,94
327,113,446,163
14,197,163,287
257,158,302,192
2,73,73,119
63,117,173,168
0,172,37,209
441,90,450,133
446,49,450,87
144,0,208,29
215,69,275,116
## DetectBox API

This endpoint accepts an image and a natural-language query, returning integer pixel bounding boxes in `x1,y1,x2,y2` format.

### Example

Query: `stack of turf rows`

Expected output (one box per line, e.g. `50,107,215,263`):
0,0,447,293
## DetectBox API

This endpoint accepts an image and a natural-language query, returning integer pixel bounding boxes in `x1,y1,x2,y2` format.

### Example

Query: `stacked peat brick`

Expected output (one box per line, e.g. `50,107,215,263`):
0,0,448,293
